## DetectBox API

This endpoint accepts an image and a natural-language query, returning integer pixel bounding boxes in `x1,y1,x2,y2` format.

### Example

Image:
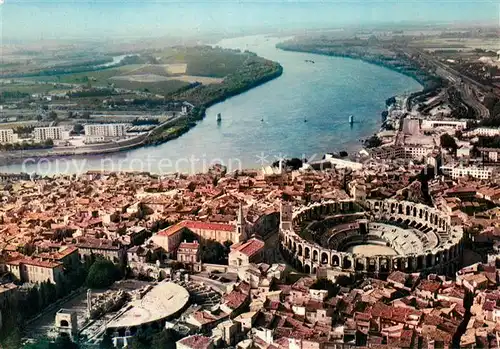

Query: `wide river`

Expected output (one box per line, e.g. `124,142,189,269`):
0,35,422,176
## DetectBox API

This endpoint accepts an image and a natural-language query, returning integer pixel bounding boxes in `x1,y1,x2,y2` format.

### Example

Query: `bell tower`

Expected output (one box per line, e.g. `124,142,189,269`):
236,202,247,242
280,201,293,231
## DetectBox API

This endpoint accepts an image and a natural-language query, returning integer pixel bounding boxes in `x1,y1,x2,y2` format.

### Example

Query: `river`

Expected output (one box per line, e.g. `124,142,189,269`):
0,35,422,176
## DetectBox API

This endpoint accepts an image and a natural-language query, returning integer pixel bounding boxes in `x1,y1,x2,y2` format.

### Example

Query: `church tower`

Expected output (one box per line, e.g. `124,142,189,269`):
236,202,247,242
280,201,293,231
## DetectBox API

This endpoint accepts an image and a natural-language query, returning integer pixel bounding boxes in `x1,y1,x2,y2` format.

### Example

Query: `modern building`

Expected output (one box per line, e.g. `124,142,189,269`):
478,147,500,163
0,129,18,144
33,127,66,142
465,127,500,137
421,120,468,131
84,124,127,138
445,165,496,180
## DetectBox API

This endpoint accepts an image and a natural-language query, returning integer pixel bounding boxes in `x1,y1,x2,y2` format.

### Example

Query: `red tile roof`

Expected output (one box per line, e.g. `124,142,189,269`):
7,257,62,269
178,335,213,349
223,290,248,310
182,220,235,232
231,238,265,258
157,223,186,237
158,220,235,237
178,241,200,250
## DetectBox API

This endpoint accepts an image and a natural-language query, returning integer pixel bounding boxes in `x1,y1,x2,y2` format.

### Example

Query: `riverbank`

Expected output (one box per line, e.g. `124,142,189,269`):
0,58,283,166
276,40,442,91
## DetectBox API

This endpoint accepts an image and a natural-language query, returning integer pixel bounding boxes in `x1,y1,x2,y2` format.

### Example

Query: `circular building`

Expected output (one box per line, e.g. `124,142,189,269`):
105,282,190,337
279,199,463,276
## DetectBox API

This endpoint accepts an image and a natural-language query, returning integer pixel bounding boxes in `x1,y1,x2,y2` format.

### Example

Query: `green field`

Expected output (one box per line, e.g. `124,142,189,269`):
0,83,69,95
4,46,279,99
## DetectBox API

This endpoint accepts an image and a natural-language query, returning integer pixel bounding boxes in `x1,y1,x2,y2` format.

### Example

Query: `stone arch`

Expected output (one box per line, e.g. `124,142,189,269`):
343,256,352,269
304,264,311,274
398,204,403,214
435,251,442,265
293,242,297,253
312,249,319,262
417,255,424,270
419,209,423,219
406,206,411,216
298,244,303,256
426,254,433,267
355,258,366,271
332,254,340,267
413,207,417,217
60,320,69,327
406,258,413,272
379,258,389,273
305,247,310,259
394,258,404,271
367,258,377,273
312,267,317,274
321,252,329,265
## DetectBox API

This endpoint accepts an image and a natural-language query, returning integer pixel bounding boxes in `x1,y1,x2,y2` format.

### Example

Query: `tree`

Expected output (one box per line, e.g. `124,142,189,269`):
85,258,121,289
53,335,79,349
100,334,114,349
151,329,179,349
73,124,84,134
48,111,58,120
440,134,457,151
364,135,382,148
200,240,227,264
0,327,21,349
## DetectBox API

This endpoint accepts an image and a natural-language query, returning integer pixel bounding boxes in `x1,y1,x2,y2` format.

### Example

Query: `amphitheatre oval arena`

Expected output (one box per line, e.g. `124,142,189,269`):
279,199,464,276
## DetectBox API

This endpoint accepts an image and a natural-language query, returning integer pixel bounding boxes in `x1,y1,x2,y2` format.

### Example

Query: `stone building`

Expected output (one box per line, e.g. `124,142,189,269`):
177,241,200,264
6,258,64,284
228,238,265,268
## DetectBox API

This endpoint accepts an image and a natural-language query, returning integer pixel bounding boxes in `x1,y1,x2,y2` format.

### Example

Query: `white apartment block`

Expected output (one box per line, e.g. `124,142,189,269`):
33,127,66,142
404,145,435,160
421,120,468,131
0,129,18,144
84,124,127,138
465,127,500,138
447,165,495,180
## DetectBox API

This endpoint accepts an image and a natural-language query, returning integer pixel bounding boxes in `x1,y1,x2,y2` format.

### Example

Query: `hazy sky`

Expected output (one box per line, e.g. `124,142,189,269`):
2,0,499,41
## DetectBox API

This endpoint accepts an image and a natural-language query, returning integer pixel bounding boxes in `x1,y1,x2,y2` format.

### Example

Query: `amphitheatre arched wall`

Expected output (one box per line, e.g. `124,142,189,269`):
279,199,463,276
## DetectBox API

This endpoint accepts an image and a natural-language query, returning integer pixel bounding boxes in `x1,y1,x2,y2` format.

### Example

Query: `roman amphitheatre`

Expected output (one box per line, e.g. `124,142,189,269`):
279,199,464,276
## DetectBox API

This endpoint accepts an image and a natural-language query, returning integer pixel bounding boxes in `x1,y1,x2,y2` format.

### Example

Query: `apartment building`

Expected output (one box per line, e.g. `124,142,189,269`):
84,124,127,138
0,129,18,144
443,165,496,180
465,127,500,137
33,127,66,142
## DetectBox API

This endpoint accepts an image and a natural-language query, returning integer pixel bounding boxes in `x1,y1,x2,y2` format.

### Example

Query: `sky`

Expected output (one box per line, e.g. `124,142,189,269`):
1,0,499,42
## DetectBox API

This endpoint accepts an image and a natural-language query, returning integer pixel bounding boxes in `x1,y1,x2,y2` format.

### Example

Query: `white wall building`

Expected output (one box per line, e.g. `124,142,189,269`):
421,120,468,131
445,165,496,180
84,124,127,138
33,127,66,142
465,127,500,138
0,129,18,144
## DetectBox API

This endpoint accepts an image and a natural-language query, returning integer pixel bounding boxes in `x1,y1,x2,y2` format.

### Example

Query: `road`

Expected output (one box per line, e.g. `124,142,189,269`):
410,48,491,119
